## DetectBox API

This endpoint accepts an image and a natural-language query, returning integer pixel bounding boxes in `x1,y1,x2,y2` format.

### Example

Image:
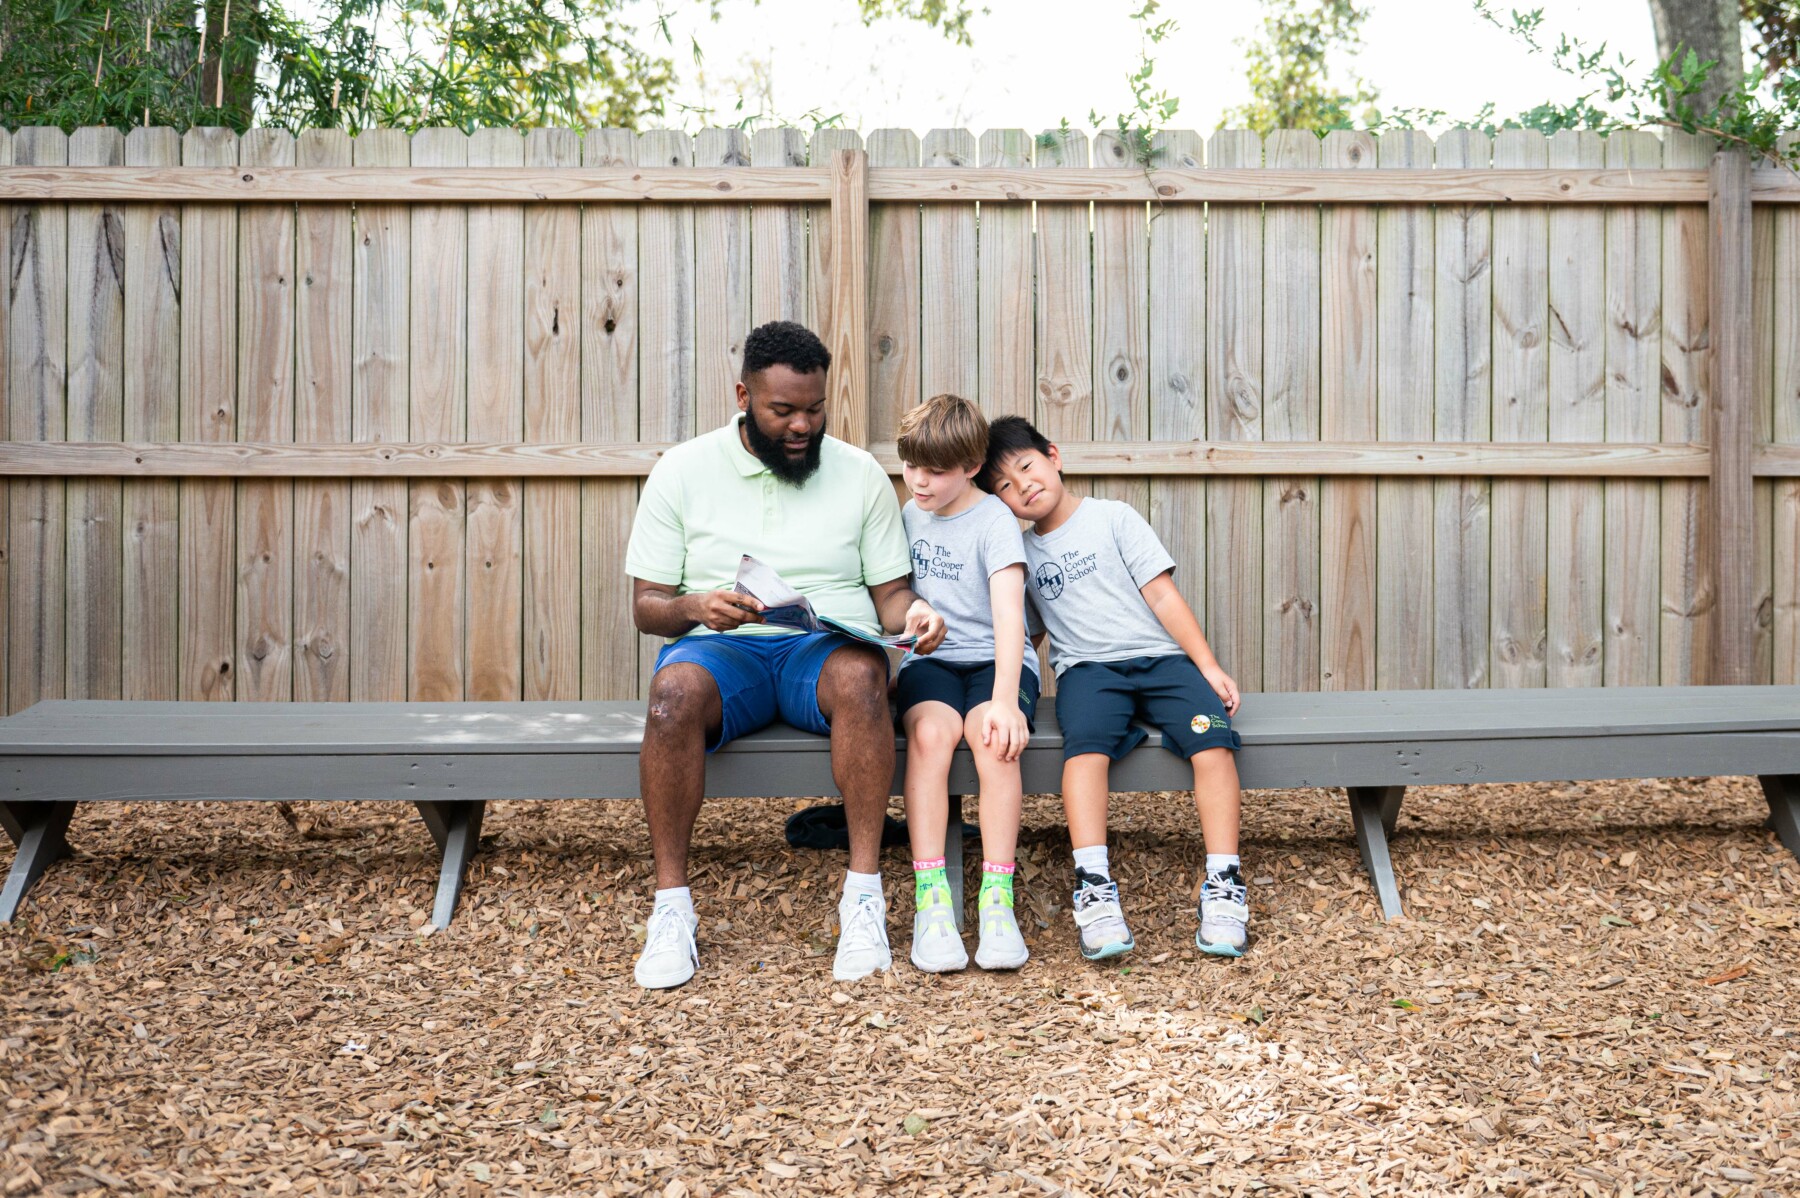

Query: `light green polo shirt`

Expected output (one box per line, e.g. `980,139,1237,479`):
625,414,912,638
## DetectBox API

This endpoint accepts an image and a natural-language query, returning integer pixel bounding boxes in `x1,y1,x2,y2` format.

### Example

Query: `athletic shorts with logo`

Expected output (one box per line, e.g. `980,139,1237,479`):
1055,653,1241,761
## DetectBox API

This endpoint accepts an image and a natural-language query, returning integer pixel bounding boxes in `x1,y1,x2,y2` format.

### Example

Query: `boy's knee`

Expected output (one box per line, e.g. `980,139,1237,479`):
908,709,963,756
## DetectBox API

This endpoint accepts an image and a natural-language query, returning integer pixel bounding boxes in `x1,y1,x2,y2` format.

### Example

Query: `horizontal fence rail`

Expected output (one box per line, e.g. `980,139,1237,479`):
6,165,1800,204
1,123,1796,715
6,439,1800,477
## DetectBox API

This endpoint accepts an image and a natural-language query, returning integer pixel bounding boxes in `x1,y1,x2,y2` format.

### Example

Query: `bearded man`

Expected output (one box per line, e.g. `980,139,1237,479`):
624,321,947,989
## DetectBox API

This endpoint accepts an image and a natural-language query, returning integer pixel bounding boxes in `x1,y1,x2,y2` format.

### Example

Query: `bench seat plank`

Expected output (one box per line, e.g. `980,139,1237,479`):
3,686,1798,928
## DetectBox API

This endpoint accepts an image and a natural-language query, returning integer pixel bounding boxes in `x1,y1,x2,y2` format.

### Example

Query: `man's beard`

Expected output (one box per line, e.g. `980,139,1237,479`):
743,412,826,485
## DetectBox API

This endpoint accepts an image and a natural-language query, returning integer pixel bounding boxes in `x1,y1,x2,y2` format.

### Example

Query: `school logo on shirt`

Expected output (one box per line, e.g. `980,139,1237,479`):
911,539,932,578
1034,562,1065,600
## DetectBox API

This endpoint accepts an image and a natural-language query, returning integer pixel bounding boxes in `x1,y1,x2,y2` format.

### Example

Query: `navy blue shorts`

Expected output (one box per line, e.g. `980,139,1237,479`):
1054,654,1241,761
895,658,1040,728
653,630,867,752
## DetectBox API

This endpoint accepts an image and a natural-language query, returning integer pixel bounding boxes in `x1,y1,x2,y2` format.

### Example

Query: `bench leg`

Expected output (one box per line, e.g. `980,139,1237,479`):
945,795,965,932
1346,786,1405,921
1761,775,1800,862
414,800,486,929
0,801,78,924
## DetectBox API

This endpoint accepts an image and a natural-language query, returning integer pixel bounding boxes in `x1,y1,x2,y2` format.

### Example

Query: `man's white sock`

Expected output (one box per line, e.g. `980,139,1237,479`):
1205,853,1241,874
1071,845,1110,879
843,870,884,900
653,886,695,920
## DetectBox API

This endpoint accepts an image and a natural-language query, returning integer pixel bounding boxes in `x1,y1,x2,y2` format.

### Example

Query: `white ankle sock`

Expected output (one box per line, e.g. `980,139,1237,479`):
1071,845,1110,879
653,886,694,919
1205,854,1240,874
843,870,884,900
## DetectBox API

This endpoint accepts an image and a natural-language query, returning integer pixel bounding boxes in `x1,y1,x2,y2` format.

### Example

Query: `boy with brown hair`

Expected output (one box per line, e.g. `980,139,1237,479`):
895,395,1037,972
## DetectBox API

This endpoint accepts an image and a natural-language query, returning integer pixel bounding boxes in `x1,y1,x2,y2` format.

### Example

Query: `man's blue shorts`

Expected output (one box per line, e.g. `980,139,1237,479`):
653,630,861,752
1055,653,1242,761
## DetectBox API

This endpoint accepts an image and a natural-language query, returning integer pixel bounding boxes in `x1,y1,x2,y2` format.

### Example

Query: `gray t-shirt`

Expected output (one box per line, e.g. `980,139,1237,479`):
901,493,1036,677
1024,498,1181,676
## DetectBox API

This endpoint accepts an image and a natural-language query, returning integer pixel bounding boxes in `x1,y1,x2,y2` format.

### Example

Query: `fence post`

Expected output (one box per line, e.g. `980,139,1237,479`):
825,148,871,447
1707,149,1754,685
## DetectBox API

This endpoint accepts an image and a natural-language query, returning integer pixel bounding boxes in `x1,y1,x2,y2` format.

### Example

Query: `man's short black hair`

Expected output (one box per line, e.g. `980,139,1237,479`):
742,321,832,382
978,414,1055,492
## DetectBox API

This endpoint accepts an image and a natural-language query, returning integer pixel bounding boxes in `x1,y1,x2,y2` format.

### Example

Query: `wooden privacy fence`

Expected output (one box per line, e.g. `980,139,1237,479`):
2,124,1799,716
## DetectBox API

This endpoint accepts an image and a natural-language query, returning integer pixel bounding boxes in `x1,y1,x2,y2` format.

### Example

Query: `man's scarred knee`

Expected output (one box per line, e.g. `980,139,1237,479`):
646,666,715,730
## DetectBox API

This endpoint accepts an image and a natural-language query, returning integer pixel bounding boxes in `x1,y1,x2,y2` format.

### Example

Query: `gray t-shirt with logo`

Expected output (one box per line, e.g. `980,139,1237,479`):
1024,498,1181,677
901,493,1036,677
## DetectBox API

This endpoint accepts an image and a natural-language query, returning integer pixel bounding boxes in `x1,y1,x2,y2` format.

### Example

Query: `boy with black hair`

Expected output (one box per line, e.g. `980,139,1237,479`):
979,415,1251,958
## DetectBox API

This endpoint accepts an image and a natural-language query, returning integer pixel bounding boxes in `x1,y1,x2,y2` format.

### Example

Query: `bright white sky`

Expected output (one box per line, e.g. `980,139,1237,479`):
624,0,1664,134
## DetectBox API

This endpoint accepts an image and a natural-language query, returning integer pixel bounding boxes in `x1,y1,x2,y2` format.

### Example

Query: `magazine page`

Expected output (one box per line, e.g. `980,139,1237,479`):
733,555,917,648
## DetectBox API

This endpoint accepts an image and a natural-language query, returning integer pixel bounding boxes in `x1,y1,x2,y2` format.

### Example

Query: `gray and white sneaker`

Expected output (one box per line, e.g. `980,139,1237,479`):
1196,865,1249,957
974,883,1029,971
1072,867,1134,960
634,902,699,990
833,890,893,981
910,884,969,973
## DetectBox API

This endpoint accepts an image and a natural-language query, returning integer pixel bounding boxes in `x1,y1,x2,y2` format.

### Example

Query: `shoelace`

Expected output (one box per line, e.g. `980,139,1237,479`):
840,895,887,950
1199,872,1247,912
1074,876,1121,914
644,905,696,960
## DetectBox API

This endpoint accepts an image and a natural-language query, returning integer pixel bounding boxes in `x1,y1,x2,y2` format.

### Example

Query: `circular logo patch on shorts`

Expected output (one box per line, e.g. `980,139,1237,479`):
1192,714,1226,734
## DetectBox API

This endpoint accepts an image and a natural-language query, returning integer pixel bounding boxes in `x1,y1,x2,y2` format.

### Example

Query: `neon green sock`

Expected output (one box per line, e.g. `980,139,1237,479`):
913,857,949,907
978,862,1015,909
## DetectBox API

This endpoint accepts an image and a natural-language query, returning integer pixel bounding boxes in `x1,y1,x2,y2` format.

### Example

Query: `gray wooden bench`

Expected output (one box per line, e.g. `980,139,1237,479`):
2,686,1797,928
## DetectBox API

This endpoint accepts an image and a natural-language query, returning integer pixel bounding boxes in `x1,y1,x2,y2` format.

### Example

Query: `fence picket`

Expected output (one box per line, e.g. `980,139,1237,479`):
868,129,920,439
1491,129,1550,690
1319,131,1377,691
1431,129,1492,689
1148,130,1207,660
121,128,181,703
581,129,642,701
0,128,10,711
349,129,410,701
65,127,124,701
921,129,977,402
1208,129,1264,691
1093,131,1151,524
408,128,469,701
977,129,1032,420
236,128,296,702
294,129,353,702
524,128,582,702
1547,130,1606,687
750,128,808,328
696,129,751,431
1375,130,1434,691
466,128,524,701
1662,130,1713,684
179,127,235,702
1775,132,1800,686
1263,129,1322,693
1604,130,1662,686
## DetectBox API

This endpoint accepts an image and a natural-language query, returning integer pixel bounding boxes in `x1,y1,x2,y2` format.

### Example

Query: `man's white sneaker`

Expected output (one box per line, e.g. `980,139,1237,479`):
634,902,699,990
909,885,969,973
833,890,893,981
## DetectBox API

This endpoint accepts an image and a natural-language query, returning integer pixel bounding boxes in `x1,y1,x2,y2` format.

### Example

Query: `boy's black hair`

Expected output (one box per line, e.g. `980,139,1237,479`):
978,414,1056,492
741,321,832,382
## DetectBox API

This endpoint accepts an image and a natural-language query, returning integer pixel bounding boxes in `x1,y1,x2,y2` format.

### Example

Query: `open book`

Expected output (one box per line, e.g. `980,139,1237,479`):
733,555,917,649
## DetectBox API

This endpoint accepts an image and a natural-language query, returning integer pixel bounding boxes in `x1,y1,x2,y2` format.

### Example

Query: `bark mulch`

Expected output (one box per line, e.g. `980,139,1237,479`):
3,777,1797,1196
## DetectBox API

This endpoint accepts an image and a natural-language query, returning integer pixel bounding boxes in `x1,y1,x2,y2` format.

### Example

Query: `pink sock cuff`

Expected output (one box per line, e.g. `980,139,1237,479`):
981,861,1016,875
912,857,946,872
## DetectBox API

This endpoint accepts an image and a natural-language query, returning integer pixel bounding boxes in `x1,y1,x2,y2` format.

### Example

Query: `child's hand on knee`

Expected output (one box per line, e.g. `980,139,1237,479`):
982,703,1031,763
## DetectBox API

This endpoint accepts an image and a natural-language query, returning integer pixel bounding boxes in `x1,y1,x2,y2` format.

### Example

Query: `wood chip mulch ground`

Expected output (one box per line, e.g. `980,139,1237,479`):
3,777,1798,1196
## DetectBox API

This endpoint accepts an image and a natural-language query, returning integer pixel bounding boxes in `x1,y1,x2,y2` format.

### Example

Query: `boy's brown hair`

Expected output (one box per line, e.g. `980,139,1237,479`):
896,393,988,472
